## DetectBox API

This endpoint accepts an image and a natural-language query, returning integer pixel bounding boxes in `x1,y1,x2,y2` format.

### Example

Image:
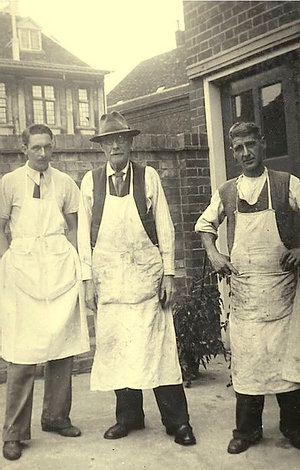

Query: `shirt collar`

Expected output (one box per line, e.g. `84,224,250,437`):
26,161,51,185
106,160,130,177
240,166,267,181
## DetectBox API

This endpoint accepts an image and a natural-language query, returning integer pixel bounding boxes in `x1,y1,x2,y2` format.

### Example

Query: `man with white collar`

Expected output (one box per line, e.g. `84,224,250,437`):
196,121,300,454
0,124,90,460
78,111,196,446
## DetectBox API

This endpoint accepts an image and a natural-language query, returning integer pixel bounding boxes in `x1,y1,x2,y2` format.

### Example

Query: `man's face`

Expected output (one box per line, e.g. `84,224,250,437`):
23,133,53,172
231,133,265,176
100,133,133,171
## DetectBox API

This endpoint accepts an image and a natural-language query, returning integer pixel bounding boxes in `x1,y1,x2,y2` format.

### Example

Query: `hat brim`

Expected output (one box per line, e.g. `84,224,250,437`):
90,128,140,143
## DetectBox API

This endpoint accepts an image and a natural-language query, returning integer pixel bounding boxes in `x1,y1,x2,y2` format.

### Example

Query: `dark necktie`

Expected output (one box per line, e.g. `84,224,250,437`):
114,171,124,197
33,173,43,198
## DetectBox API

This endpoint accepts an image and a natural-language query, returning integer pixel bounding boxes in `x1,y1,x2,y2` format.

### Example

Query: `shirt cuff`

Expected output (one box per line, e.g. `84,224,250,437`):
81,262,93,281
162,254,175,276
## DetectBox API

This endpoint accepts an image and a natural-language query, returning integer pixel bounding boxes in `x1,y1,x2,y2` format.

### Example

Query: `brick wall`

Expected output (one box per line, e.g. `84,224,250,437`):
184,1,300,68
183,1,300,134
0,133,210,381
0,133,209,290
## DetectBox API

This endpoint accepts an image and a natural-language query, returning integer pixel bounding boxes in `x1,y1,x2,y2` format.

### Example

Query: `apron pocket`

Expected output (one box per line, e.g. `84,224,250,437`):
11,248,76,300
92,247,163,304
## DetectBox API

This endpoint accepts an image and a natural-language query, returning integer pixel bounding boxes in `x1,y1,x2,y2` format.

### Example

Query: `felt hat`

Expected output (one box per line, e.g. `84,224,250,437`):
90,111,140,142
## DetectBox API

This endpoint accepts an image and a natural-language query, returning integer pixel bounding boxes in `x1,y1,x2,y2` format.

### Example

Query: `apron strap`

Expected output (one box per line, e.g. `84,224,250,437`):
91,162,159,249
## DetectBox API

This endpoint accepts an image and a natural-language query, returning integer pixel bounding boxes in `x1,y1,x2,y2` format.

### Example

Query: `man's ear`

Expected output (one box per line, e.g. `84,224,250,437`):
21,144,28,156
52,135,56,150
260,136,266,153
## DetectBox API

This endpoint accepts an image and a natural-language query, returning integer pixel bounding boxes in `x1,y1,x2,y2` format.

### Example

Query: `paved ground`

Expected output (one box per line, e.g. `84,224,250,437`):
0,356,299,470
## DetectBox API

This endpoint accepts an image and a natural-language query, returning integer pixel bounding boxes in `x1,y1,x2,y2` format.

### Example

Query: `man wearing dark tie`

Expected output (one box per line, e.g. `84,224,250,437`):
0,124,89,460
78,112,196,446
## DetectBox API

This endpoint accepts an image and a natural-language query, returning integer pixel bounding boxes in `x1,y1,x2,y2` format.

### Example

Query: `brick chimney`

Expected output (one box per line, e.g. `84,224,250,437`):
10,0,20,60
175,21,185,48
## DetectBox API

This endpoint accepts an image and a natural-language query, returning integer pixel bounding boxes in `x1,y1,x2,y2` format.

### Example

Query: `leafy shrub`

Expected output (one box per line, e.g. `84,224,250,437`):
174,267,226,386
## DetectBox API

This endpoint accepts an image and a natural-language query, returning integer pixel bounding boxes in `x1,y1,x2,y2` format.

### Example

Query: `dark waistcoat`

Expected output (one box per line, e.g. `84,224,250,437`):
90,161,158,249
218,169,295,254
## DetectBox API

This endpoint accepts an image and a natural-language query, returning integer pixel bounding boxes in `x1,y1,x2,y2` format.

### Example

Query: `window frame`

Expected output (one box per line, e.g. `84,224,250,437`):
78,87,91,127
31,84,57,126
0,82,8,124
221,64,297,178
18,28,42,52
74,84,96,133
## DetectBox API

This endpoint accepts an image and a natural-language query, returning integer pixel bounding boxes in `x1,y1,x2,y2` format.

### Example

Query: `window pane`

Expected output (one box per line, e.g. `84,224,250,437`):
79,102,90,126
19,29,30,49
0,108,6,123
30,30,40,50
261,83,287,159
45,101,55,125
232,90,255,122
0,98,6,107
44,86,54,100
33,100,44,123
0,83,6,97
32,86,42,98
78,88,88,101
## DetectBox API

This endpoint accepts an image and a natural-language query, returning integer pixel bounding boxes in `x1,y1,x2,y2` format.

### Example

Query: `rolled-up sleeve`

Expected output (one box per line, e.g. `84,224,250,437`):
63,176,80,214
289,175,300,211
78,171,93,280
145,166,175,275
195,190,225,237
0,175,12,220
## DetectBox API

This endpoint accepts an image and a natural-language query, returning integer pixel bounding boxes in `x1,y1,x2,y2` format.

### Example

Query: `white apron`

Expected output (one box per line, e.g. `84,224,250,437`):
230,171,300,395
90,166,182,391
0,172,90,364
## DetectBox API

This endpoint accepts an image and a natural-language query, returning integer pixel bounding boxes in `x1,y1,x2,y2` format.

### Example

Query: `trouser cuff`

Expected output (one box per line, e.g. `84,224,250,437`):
41,415,71,430
2,427,31,442
233,427,263,442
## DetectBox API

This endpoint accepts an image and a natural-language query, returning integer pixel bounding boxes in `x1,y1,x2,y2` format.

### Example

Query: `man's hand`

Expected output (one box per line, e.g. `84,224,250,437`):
200,232,238,278
159,275,175,309
280,248,300,271
208,251,239,277
84,279,98,313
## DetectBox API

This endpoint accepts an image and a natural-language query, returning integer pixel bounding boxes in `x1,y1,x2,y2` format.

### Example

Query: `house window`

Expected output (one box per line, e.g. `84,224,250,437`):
19,29,41,51
231,82,287,159
78,88,90,127
260,83,287,159
0,83,7,124
221,65,295,179
32,85,56,125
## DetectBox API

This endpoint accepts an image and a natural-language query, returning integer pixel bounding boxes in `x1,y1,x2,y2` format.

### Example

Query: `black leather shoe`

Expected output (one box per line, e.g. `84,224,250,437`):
3,441,22,460
42,424,81,437
282,430,300,449
104,422,145,440
166,423,196,446
227,438,251,454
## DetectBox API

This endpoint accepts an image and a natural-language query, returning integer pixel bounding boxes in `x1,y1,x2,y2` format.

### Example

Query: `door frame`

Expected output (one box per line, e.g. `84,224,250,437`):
202,44,300,344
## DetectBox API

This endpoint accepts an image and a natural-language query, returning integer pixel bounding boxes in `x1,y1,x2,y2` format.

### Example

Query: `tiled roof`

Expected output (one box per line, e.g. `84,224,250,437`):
107,45,188,106
0,12,89,67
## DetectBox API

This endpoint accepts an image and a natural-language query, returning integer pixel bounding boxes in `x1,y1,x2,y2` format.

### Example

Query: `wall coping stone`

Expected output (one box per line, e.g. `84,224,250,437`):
0,133,208,153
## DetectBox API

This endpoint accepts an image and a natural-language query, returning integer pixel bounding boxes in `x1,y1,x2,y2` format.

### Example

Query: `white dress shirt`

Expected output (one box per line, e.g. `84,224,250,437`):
78,161,175,280
0,162,79,232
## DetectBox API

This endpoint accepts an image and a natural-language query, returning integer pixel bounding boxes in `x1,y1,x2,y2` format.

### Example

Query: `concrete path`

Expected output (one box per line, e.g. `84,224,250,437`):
0,357,299,470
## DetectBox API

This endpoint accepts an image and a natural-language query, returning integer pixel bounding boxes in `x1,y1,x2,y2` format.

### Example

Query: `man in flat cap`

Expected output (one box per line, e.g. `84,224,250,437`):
78,111,196,445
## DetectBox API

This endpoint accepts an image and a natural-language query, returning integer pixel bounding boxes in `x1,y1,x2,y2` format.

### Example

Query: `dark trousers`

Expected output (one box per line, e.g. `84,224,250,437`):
115,384,189,429
3,356,74,442
233,389,300,441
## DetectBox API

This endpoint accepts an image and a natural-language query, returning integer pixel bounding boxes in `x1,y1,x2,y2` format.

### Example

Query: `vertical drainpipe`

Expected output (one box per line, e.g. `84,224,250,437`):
11,0,20,60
